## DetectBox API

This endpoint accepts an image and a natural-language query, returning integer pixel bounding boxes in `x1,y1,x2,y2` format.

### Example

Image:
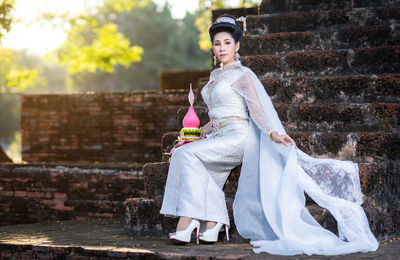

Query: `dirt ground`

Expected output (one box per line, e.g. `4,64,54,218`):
0,217,399,259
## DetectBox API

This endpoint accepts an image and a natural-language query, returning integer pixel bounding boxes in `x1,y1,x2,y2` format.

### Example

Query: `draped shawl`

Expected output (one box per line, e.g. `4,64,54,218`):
210,61,379,255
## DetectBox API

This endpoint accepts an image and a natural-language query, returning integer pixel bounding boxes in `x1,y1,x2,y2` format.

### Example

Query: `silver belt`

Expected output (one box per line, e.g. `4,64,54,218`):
217,116,248,129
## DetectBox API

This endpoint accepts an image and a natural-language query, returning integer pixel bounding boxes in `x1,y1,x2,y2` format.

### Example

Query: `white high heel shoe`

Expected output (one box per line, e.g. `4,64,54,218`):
198,222,229,243
169,219,200,244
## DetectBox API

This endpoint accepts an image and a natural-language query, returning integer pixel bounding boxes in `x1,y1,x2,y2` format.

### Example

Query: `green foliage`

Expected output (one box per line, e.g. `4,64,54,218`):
59,23,143,74
0,49,48,93
0,0,14,41
104,0,147,12
57,0,209,92
0,48,65,145
6,67,44,91
195,0,260,51
54,1,145,75
0,92,19,143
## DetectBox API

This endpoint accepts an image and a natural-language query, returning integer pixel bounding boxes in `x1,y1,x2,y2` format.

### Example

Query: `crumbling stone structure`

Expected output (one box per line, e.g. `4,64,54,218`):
0,164,143,225
160,69,210,90
0,0,399,249
21,90,189,163
125,0,400,242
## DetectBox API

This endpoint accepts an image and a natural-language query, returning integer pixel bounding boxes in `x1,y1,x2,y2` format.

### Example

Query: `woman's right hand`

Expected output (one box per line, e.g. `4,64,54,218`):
270,131,297,149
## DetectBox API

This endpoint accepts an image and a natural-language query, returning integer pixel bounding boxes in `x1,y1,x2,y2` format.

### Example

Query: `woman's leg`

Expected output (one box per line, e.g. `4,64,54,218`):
168,216,194,235
199,221,217,236
162,121,249,236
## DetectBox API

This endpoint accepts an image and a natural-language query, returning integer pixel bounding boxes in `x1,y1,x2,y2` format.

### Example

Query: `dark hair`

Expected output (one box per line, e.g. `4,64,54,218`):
209,14,242,43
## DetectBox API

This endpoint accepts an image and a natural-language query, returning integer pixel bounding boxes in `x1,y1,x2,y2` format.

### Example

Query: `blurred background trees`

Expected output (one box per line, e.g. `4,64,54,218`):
58,0,210,92
0,0,260,161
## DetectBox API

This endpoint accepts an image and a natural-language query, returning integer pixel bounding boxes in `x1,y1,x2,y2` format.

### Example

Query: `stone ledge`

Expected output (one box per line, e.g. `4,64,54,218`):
242,46,400,77
262,74,400,104
241,24,400,55
124,197,399,242
141,158,400,202
248,6,400,34
0,163,145,226
259,0,400,13
197,73,400,104
21,90,189,163
1,211,399,259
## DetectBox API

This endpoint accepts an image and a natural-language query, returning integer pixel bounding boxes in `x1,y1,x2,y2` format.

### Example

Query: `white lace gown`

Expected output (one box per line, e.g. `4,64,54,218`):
160,62,250,226
160,61,379,255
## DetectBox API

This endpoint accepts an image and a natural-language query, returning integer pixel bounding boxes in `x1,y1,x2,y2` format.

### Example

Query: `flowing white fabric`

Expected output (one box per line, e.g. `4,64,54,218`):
160,60,378,255
228,62,379,255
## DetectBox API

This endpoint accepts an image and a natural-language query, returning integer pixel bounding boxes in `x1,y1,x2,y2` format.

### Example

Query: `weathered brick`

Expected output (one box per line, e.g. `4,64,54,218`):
259,0,393,13
0,164,145,225
22,91,190,164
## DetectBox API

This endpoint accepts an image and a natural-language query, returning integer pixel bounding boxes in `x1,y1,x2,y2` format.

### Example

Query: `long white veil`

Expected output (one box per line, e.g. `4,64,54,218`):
232,68,379,255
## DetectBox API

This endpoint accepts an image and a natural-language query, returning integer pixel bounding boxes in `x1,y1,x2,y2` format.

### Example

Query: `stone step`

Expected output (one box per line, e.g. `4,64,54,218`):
289,131,400,159
2,217,399,259
241,24,400,56
176,103,400,133
127,156,399,240
242,45,400,78
141,158,399,202
0,163,145,225
160,131,180,162
263,74,400,104
124,197,339,242
124,195,398,242
247,6,400,35
196,74,400,104
281,103,400,132
259,0,400,14
161,131,400,161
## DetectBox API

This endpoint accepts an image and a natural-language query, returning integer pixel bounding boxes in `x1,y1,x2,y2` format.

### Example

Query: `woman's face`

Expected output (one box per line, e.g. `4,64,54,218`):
212,31,240,68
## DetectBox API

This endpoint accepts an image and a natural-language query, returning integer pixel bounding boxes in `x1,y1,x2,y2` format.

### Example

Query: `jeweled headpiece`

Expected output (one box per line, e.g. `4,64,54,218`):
209,15,246,43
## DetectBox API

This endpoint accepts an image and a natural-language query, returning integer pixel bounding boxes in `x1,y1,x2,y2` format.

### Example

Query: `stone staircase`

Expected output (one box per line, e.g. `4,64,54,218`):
125,0,400,243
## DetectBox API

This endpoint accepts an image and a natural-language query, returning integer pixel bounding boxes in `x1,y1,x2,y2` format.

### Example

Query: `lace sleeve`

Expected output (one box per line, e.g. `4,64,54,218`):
231,72,277,138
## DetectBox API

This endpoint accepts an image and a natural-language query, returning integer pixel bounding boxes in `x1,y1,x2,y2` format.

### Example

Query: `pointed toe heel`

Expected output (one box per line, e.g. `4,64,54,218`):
199,223,229,243
169,219,200,245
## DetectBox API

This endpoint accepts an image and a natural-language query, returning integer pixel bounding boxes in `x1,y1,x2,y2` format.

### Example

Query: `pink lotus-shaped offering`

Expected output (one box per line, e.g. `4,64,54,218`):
170,84,201,156
182,84,200,128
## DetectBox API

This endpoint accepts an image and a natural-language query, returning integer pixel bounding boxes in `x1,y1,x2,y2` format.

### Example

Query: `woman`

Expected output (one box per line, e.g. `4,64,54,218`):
160,15,379,255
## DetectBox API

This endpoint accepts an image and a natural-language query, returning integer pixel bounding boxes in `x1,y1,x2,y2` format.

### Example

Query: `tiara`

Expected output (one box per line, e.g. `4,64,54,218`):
214,16,247,32
215,16,236,25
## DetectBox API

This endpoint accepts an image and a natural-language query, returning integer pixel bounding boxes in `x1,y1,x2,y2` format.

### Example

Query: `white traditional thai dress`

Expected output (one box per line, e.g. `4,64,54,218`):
160,61,378,255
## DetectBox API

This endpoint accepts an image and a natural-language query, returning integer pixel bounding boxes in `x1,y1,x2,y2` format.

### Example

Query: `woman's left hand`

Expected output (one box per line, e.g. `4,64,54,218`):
270,132,297,149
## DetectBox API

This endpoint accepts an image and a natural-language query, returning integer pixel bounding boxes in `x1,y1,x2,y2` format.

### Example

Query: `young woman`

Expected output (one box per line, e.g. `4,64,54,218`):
160,15,378,256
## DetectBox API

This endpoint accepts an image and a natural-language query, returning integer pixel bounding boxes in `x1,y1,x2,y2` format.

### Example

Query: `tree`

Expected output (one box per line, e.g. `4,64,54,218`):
54,0,209,92
57,1,144,76
0,49,45,142
0,0,14,41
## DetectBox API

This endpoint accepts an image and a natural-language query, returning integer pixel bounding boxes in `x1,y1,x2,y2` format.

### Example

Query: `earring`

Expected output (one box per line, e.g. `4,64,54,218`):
234,52,240,61
213,55,217,66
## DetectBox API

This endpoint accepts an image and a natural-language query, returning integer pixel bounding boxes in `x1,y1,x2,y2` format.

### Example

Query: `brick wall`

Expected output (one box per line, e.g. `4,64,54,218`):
0,163,144,225
160,69,210,90
21,90,189,163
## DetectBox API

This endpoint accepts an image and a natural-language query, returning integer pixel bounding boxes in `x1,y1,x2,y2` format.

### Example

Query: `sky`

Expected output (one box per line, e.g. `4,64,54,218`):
1,0,199,56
